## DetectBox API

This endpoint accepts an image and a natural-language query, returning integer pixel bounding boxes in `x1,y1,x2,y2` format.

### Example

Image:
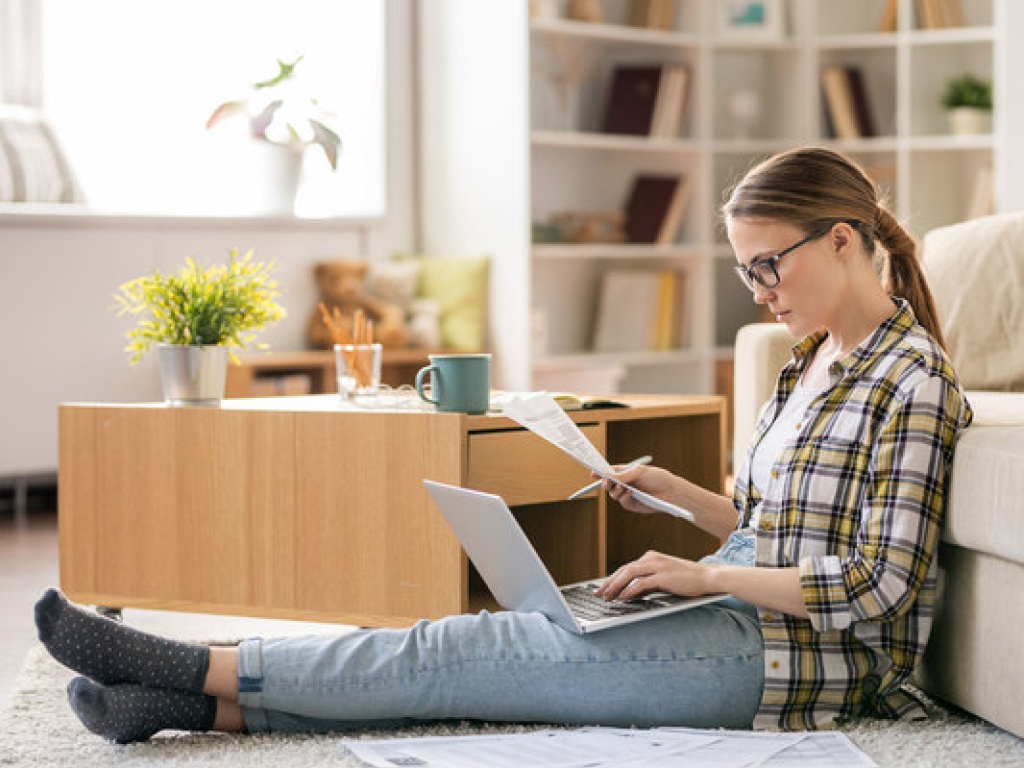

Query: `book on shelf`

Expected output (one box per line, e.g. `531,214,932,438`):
591,268,685,353
622,174,690,245
878,0,898,32
916,0,965,29
627,0,677,31
602,66,663,136
821,66,874,140
650,65,689,139
602,64,689,138
845,67,876,137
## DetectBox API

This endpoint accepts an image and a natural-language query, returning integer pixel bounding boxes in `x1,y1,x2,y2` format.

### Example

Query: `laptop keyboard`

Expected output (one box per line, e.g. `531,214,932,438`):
560,582,662,621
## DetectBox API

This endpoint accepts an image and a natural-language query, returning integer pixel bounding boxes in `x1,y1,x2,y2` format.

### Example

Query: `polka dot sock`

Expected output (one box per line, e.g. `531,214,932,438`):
67,676,217,744
34,588,209,692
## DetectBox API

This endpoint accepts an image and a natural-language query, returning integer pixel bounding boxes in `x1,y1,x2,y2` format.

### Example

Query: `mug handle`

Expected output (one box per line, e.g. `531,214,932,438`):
415,365,440,405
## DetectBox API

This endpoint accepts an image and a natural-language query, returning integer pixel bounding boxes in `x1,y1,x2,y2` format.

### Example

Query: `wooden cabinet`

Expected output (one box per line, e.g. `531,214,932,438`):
57,395,724,627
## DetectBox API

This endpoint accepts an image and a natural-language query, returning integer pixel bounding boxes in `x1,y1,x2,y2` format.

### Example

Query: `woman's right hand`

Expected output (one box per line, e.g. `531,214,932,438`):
602,464,679,514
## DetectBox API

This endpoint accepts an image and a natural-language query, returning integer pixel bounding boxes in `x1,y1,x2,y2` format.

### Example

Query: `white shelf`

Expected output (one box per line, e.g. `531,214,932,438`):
532,130,697,153
529,17,700,48
532,244,700,260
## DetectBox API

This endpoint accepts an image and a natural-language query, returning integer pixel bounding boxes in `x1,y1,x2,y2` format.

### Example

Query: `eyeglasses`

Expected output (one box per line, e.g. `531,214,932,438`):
733,229,829,292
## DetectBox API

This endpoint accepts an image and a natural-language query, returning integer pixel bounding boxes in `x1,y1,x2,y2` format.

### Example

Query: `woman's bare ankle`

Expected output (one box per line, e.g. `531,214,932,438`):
203,646,240,702
213,698,246,733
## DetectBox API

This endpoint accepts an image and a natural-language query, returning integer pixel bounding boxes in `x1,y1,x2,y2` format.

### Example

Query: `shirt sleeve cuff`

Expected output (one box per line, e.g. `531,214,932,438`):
799,555,853,632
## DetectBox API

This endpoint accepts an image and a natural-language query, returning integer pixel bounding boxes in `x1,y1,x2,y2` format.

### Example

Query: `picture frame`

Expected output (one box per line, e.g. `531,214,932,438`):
715,0,786,41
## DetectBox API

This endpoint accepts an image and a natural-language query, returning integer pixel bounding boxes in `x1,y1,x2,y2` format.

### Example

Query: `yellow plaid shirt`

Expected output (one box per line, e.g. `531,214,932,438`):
733,300,973,730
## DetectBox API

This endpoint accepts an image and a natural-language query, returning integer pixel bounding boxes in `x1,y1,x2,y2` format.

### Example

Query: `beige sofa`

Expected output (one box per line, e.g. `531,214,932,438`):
731,211,1024,738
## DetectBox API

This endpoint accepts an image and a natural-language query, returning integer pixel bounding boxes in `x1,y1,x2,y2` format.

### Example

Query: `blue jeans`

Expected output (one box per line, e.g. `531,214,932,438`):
237,531,762,733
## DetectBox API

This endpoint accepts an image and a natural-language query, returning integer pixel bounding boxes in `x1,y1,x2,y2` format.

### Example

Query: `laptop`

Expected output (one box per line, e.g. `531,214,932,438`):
423,480,728,634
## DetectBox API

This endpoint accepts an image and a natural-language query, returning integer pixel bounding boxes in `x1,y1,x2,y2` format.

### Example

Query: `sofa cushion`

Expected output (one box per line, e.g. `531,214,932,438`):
942,392,1024,566
922,212,1024,391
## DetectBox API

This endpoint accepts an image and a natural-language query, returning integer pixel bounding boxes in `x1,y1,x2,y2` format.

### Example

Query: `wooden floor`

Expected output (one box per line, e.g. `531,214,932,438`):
0,490,353,718
0,505,59,712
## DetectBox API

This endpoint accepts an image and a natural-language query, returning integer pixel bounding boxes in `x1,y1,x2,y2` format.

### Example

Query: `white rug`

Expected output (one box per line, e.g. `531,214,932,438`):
2,644,1023,767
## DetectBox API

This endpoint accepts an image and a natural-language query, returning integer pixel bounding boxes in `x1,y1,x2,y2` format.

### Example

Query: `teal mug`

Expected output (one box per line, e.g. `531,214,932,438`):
415,354,491,414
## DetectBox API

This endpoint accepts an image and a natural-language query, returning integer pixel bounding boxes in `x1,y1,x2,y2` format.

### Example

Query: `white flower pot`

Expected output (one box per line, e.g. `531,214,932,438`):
158,344,228,406
947,107,992,136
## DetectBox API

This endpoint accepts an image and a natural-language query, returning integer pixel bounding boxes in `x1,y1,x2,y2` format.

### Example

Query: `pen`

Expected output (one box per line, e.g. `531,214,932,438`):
567,455,652,501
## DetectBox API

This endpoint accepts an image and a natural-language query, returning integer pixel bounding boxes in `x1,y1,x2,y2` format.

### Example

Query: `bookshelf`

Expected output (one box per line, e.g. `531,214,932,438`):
417,0,1004,398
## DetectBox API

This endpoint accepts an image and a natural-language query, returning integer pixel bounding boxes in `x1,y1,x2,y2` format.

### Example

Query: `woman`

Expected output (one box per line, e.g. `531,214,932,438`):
35,147,972,742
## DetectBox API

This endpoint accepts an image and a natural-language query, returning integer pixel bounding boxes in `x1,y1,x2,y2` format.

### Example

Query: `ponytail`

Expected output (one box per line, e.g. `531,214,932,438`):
723,147,948,350
874,208,947,349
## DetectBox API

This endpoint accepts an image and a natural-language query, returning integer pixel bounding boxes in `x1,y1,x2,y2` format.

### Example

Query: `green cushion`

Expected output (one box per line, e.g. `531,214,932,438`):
400,255,489,352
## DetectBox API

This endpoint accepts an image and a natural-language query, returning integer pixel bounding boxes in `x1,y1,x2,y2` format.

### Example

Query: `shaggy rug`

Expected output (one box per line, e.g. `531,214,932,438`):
2,645,1023,767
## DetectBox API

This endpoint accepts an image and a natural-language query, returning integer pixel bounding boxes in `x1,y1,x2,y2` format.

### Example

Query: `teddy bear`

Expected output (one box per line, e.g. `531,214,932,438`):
307,259,407,349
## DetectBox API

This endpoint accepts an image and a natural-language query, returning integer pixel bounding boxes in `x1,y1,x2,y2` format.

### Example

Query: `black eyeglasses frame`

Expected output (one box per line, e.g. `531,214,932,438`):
732,228,832,292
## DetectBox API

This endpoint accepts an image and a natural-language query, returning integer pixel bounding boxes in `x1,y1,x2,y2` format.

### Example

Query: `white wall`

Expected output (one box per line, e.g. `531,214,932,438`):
996,0,1024,212
0,0,418,477
416,0,532,391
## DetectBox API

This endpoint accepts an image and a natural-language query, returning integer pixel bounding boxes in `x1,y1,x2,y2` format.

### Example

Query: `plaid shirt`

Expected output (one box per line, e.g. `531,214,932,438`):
733,300,972,730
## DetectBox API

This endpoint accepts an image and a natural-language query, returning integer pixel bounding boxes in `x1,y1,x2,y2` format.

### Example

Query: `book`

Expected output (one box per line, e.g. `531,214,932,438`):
655,175,690,245
549,392,629,411
627,0,677,31
591,269,663,352
650,65,689,139
622,174,686,244
942,0,965,27
602,66,664,136
653,269,686,350
878,0,898,32
845,67,876,137
821,65,860,140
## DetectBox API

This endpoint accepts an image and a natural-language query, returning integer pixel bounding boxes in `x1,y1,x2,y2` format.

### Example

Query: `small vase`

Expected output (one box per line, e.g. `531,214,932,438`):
157,344,228,406
947,107,992,136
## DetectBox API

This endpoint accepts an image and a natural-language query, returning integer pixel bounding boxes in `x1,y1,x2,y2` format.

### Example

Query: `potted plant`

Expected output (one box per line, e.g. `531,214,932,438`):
114,248,286,405
205,57,342,214
941,73,993,135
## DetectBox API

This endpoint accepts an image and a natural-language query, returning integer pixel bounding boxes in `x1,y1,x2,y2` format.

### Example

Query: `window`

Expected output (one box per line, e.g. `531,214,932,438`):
35,0,385,218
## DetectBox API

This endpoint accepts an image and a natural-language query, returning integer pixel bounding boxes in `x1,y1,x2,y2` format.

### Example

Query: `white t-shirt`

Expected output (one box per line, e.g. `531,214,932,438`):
747,378,823,530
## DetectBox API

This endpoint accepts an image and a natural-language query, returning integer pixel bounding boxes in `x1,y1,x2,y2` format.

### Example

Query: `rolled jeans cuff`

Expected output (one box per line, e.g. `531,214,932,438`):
237,637,270,733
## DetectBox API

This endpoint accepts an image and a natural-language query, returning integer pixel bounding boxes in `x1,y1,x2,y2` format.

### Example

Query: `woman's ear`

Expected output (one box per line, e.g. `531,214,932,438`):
831,222,855,255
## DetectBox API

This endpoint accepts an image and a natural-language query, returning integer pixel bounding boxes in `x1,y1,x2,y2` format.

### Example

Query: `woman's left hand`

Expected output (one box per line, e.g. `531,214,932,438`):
594,550,710,602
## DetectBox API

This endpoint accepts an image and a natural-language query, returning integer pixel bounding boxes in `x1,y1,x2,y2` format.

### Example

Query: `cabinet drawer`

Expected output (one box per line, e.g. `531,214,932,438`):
467,425,604,505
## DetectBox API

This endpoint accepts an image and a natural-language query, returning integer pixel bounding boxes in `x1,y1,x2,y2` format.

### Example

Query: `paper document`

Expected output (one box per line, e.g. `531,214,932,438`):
342,726,877,768
501,393,695,522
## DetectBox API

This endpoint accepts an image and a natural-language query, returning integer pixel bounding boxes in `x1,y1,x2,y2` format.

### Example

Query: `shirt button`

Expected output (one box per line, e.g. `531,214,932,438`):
794,423,802,430
770,661,780,670
760,519,772,531
763,613,774,622
770,470,779,479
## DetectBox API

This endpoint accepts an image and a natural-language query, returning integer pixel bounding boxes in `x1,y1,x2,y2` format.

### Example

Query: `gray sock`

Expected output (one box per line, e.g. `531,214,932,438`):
67,676,217,744
35,588,209,692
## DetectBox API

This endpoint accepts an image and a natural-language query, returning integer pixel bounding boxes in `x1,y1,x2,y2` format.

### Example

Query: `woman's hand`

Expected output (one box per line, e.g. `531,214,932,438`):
601,464,678,515
594,550,710,602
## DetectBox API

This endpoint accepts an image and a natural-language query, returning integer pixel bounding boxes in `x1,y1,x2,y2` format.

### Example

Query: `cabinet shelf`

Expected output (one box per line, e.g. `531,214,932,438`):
529,17,700,48
906,27,996,45
532,243,699,260
532,129,697,153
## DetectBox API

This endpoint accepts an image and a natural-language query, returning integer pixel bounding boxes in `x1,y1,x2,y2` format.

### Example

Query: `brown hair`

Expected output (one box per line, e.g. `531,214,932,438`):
721,147,946,349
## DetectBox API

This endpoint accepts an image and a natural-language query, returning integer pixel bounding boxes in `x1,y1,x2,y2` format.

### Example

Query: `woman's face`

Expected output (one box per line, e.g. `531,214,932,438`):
727,217,842,339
